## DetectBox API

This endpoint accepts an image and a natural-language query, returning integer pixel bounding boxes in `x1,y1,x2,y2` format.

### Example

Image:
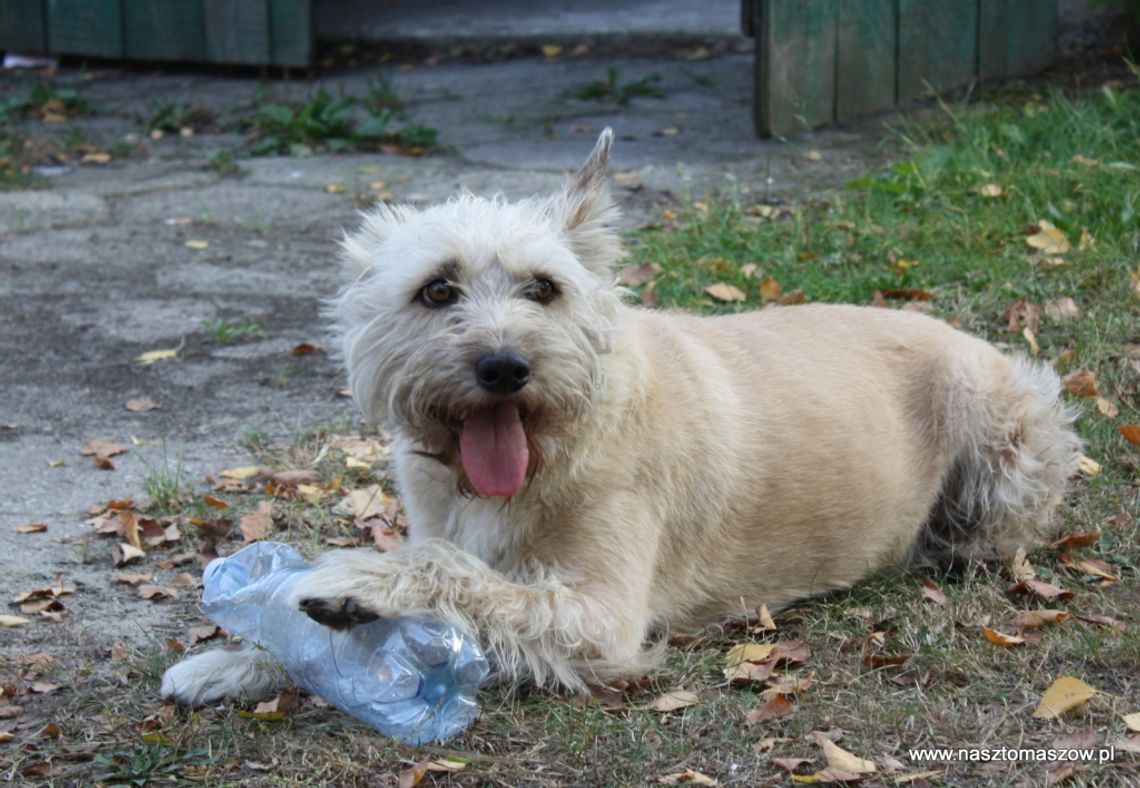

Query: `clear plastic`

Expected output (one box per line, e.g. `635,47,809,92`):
201,541,489,745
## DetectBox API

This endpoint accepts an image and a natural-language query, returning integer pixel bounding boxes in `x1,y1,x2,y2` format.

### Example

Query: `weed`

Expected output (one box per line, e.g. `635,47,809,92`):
0,75,89,121
142,100,215,134
201,316,266,344
138,450,187,512
566,66,665,105
203,147,241,175
93,742,210,785
364,70,404,114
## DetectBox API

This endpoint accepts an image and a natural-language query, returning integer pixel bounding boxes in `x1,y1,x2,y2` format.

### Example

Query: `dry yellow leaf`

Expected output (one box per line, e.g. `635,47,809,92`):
1077,454,1101,477
726,642,775,665
1123,712,1140,732
655,769,718,785
1026,220,1071,255
541,44,563,57
705,282,747,302
134,339,185,365
978,183,1004,197
755,603,777,631
184,239,209,250
220,466,264,480
1096,398,1119,418
1033,676,1096,719
811,732,877,774
81,151,111,164
981,626,1026,648
0,614,31,627
643,688,699,712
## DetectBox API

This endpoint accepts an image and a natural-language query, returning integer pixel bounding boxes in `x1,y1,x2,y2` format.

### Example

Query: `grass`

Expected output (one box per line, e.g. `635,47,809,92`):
566,66,665,105
3,77,1138,785
201,316,266,344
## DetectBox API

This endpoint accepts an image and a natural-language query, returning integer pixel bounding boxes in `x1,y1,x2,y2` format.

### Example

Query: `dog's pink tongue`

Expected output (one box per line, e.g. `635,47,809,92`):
460,402,528,497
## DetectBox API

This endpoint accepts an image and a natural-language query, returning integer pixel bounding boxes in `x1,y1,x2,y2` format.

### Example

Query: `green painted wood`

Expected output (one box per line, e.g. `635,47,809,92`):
1004,0,1057,75
46,0,122,58
756,0,838,137
123,0,204,61
836,0,896,120
897,0,978,102
0,0,47,53
978,0,1010,80
268,0,311,67
203,0,270,65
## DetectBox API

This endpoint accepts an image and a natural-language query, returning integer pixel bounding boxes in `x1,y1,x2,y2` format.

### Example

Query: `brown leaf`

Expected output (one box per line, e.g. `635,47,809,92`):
920,579,947,605
981,626,1026,647
1008,578,1073,600
1003,299,1042,333
80,439,128,457
1013,609,1069,629
361,521,405,552
113,571,154,585
616,262,660,287
758,277,783,302
643,688,699,712
705,282,747,302
879,288,937,301
761,674,814,700
723,660,777,684
0,703,24,718
202,494,230,510
745,694,795,724
189,625,220,643
270,469,322,486
864,651,911,669
771,757,814,773
92,454,117,470
753,603,778,633
1119,424,1140,446
1050,529,1101,549
137,585,177,601
126,398,160,412
291,342,323,355
1074,613,1124,630
17,523,48,534
1096,397,1119,417
1061,368,1098,398
1044,297,1080,321
112,542,146,566
336,485,392,522
775,289,806,306
30,682,61,694
239,501,275,543
1054,730,1100,750
654,769,718,785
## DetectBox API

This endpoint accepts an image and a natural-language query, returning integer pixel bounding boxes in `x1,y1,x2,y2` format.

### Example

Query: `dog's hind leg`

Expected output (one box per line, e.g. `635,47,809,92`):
161,643,288,706
917,352,1081,563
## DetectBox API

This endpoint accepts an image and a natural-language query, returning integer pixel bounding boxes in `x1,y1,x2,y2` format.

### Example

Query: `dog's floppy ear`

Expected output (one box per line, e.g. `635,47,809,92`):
548,128,623,276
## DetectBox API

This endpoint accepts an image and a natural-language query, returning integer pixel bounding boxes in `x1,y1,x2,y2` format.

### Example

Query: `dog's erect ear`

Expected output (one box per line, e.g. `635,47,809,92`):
339,203,416,277
548,128,623,276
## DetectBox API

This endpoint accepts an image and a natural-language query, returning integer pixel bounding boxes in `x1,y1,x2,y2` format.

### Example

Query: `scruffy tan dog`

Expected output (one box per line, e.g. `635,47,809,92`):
162,129,1079,704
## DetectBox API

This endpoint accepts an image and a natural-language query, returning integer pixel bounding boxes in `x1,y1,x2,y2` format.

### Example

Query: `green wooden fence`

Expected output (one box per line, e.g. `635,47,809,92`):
0,0,311,67
747,0,1058,137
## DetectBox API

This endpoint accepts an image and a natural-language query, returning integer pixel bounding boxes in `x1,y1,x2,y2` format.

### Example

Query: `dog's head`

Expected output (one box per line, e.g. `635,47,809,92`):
331,130,624,498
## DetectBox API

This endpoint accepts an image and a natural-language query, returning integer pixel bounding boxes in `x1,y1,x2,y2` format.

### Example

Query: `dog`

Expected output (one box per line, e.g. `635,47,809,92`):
162,129,1080,706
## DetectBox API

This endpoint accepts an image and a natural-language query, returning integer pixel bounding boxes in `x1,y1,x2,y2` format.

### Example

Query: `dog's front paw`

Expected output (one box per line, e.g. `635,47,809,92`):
299,595,381,630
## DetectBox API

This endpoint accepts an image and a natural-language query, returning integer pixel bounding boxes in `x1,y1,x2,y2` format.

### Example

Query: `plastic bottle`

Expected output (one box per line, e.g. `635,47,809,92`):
200,540,489,745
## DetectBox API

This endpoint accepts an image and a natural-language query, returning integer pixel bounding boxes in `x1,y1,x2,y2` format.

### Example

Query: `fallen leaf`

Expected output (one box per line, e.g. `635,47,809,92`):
705,282,747,303
80,439,128,457
754,603,777,632
1071,556,1116,581
804,149,823,162
541,44,563,57
1094,397,1118,417
1076,454,1101,477
1045,297,1080,321
113,571,154,585
1010,547,1037,581
977,183,1004,197
361,521,404,552
1026,220,1071,255
921,579,947,605
616,262,660,287
184,239,209,250
746,694,795,723
811,732,877,774
135,337,185,365
30,682,61,694
0,615,30,627
1033,676,1096,719
240,500,275,542
323,184,345,194
1070,154,1098,167
879,288,937,301
723,660,777,684
762,674,814,701
1123,712,1140,732
220,466,264,480
126,397,160,412
1008,578,1074,600
189,625,220,643
982,626,1026,647
1114,735,1140,754
1119,425,1140,446
726,642,775,665
1003,299,1042,333
336,485,391,522
771,757,814,773
111,542,146,566
1050,529,1101,549
1061,369,1098,398
291,342,322,355
740,263,760,278
17,523,48,534
655,770,717,785
643,689,699,712
758,277,783,302
137,585,177,601
81,151,111,164
1053,730,1100,750
1074,612,1124,630
169,572,196,588
775,289,806,306
1013,610,1069,629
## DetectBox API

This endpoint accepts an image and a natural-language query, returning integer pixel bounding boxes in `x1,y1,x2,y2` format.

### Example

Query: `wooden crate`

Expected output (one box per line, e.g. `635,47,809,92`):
747,0,1058,137
0,0,312,67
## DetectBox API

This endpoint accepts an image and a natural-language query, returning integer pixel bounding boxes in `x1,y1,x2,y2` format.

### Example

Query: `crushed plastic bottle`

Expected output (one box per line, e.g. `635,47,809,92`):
201,541,489,745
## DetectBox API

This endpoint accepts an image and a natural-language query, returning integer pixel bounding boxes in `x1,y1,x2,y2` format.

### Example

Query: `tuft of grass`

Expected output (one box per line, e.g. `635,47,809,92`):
566,66,665,105
138,450,187,512
201,316,266,344
142,100,215,135
0,75,89,121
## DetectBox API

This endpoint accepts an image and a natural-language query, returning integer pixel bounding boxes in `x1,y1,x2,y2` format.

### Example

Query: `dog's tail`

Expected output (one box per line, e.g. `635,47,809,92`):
914,353,1081,564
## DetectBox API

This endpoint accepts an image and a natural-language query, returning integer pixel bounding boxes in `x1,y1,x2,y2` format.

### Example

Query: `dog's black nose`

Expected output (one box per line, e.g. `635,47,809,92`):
475,352,531,394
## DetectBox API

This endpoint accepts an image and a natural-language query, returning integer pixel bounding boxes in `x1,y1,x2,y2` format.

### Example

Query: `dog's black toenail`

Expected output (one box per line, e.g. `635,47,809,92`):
343,598,380,625
300,597,379,630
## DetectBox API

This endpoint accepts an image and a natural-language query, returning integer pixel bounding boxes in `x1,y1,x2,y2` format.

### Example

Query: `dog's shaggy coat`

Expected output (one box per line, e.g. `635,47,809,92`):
162,130,1079,705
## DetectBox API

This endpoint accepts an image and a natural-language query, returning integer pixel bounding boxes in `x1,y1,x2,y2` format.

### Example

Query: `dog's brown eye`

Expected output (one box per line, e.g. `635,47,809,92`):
420,279,456,308
526,278,557,304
